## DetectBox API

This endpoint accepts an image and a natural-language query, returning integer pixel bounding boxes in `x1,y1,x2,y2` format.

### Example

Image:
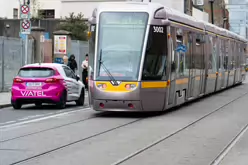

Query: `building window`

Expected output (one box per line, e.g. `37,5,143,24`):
39,9,55,18
13,8,18,19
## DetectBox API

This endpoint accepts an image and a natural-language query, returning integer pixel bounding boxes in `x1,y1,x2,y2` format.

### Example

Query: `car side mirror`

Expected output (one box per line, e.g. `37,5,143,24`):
76,75,80,81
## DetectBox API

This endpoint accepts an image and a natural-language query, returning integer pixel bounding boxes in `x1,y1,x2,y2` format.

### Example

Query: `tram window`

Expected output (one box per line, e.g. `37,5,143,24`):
229,41,235,70
224,40,228,71
142,25,167,80
89,24,96,72
219,39,224,70
184,31,193,72
209,36,217,72
194,34,204,69
170,27,177,73
232,42,236,69
237,43,240,68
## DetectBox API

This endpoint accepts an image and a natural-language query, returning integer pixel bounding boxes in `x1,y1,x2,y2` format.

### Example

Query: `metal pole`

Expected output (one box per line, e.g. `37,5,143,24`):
21,39,24,66
1,39,4,91
25,34,28,65
210,1,214,24
40,40,42,65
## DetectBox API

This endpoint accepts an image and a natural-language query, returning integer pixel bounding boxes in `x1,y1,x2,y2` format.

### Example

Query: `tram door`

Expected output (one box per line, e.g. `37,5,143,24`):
220,39,226,88
167,27,177,106
187,32,195,98
187,33,205,98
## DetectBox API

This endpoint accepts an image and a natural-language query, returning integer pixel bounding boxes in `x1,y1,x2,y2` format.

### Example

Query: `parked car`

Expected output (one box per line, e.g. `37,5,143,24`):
11,63,85,109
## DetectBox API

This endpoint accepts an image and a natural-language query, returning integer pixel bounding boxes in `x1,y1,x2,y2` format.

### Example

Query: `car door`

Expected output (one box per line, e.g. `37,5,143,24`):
68,68,81,96
62,66,80,101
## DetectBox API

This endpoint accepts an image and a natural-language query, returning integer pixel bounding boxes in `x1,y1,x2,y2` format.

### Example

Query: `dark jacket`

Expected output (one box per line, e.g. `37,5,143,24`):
68,55,78,72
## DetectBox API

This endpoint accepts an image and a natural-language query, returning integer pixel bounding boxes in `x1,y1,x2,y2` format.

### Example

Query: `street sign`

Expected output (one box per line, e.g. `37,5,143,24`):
54,35,67,54
176,44,187,53
20,4,30,19
20,19,31,34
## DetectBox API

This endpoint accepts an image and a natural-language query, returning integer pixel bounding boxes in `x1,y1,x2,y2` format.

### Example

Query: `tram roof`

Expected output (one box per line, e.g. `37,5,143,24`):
94,1,247,43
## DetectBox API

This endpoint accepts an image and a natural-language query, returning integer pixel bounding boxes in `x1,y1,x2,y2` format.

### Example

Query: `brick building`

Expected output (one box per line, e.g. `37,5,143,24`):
203,0,229,29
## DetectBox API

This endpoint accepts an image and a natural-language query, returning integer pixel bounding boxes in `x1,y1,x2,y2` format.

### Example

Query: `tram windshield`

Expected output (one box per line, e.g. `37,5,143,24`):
96,12,148,81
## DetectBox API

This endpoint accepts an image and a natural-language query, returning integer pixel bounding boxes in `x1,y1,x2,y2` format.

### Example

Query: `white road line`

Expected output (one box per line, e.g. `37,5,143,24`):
211,124,248,165
2,121,16,124
17,114,45,121
0,107,91,130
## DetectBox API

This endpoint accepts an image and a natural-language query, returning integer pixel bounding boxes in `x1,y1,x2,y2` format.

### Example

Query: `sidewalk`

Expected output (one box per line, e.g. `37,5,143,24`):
0,92,11,108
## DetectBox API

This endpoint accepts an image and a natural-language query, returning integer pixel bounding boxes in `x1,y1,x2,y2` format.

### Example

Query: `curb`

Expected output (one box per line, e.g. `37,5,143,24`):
0,104,12,109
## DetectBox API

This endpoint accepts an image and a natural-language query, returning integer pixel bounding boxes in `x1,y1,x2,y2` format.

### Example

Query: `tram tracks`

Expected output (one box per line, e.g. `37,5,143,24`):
4,89,248,165
111,91,248,165
8,118,147,165
211,123,248,165
0,107,93,142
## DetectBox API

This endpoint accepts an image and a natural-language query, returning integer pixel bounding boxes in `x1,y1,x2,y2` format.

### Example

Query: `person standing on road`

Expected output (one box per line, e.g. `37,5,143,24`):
81,54,89,90
68,54,78,73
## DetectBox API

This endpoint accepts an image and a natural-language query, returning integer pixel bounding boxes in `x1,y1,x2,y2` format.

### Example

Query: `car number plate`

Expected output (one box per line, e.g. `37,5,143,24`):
26,82,42,87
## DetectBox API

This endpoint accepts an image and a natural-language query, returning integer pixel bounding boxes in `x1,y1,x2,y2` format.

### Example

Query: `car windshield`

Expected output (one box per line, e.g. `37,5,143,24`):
18,68,55,78
96,12,148,81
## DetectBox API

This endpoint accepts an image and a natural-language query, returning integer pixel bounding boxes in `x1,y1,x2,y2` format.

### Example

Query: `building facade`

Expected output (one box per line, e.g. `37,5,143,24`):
0,0,20,19
227,0,248,39
202,0,229,29
0,0,209,21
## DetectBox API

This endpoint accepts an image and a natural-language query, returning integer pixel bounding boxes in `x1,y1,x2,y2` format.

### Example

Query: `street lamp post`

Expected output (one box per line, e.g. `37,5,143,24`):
209,0,214,24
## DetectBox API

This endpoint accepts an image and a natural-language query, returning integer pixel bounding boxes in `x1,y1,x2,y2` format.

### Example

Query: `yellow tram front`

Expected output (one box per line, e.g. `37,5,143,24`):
88,3,168,111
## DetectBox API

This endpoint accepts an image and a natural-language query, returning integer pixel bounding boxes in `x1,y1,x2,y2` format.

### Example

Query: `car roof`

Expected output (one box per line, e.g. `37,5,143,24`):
21,63,67,69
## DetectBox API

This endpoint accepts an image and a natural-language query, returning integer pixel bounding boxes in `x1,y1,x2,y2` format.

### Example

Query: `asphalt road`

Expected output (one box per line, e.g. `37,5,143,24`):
0,93,89,127
1,80,248,165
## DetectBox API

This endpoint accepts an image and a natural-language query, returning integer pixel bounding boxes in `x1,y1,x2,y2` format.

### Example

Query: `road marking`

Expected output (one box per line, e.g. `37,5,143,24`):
0,107,91,130
211,124,248,165
2,121,16,124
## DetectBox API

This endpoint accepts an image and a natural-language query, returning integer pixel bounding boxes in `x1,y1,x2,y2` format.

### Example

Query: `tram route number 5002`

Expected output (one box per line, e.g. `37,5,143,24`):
153,26,164,33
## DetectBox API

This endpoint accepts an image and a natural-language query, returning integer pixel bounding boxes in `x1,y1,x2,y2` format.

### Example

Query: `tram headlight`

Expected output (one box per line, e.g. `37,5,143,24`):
97,83,107,89
125,84,136,90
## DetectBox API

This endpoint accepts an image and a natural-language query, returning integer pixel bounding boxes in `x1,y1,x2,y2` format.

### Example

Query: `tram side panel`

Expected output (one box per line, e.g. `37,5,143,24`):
241,43,247,82
205,34,218,94
140,25,168,111
167,25,191,107
216,37,225,91
234,42,243,83
167,24,208,108
227,40,235,87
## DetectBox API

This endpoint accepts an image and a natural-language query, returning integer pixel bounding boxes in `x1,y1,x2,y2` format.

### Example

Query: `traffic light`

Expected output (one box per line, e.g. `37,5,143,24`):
27,0,30,5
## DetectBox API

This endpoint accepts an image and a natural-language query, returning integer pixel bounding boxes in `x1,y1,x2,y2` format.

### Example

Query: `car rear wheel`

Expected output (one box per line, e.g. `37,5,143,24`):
35,102,42,107
56,91,66,109
76,88,85,106
12,102,22,109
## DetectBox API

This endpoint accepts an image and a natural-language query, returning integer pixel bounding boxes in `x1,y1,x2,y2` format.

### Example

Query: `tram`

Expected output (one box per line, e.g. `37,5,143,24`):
87,1,248,112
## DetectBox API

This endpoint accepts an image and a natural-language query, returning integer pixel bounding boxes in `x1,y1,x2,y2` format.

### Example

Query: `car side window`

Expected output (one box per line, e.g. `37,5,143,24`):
69,69,77,79
63,66,76,79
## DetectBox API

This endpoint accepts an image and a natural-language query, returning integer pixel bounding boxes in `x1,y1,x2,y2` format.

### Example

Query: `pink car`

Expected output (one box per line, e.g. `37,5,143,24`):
11,63,85,109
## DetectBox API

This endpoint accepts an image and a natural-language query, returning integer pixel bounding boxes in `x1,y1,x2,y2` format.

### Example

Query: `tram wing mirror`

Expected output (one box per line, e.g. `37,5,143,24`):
161,19,171,26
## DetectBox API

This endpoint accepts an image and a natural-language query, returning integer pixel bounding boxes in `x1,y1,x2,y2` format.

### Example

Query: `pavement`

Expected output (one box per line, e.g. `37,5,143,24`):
0,92,11,108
